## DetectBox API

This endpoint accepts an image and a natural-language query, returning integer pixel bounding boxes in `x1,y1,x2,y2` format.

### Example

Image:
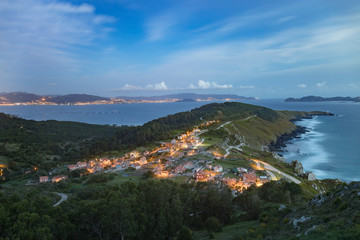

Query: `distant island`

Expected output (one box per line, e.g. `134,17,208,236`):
0,92,256,106
285,95,360,102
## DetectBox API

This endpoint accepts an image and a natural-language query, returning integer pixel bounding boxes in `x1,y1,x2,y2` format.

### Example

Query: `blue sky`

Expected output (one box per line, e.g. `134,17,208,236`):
0,0,359,98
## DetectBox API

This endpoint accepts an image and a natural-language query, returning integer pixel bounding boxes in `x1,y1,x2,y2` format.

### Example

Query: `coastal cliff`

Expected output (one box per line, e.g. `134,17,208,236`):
268,111,334,152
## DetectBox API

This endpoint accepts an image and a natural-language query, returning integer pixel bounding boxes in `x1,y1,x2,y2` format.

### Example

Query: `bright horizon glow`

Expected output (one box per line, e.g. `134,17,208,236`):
1,0,359,98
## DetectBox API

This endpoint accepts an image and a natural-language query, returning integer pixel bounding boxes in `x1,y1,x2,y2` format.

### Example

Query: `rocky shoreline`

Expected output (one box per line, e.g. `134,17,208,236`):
269,125,308,153
268,112,334,153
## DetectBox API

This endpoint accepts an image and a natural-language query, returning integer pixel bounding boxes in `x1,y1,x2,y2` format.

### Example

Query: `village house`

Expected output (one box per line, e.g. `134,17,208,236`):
139,157,147,165
158,148,171,153
131,163,141,170
259,176,269,183
39,176,49,183
175,165,186,174
94,165,103,172
115,164,124,171
195,171,207,181
153,165,163,172
214,165,223,173
52,175,68,183
237,167,248,173
77,161,87,169
129,151,140,158
222,178,237,186
243,173,257,183
122,161,130,168
183,162,194,170
67,164,78,171
187,150,196,156
180,142,189,149
165,160,172,167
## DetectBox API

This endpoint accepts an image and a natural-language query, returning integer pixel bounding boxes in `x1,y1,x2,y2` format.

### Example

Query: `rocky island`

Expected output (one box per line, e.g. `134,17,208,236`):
285,95,360,102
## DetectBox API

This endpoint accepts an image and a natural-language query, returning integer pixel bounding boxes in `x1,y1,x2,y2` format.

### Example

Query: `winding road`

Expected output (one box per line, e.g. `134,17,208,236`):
252,159,301,184
53,192,68,207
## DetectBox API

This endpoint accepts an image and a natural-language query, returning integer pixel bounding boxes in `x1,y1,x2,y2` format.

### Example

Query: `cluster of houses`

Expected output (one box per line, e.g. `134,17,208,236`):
219,168,269,191
39,175,68,183
37,120,270,192
38,154,149,184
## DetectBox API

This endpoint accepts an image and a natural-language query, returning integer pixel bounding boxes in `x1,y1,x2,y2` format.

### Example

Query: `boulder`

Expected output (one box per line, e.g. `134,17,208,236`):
307,172,316,181
291,160,304,175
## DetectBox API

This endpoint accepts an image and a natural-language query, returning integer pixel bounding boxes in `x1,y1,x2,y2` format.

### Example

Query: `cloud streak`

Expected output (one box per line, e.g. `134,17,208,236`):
0,0,115,89
189,80,233,89
120,81,169,90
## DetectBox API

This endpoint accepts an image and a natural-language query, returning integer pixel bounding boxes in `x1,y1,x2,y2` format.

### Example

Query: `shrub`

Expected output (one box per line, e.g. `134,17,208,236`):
338,202,349,211
259,212,269,223
205,217,223,233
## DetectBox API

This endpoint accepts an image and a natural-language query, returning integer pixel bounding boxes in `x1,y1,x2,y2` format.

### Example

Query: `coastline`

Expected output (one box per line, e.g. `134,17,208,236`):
269,112,334,155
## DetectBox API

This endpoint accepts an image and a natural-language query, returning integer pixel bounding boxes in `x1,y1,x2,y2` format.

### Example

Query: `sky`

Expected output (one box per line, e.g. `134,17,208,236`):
0,0,360,98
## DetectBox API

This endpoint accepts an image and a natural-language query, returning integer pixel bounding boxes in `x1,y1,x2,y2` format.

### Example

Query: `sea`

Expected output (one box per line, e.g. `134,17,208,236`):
0,99,359,181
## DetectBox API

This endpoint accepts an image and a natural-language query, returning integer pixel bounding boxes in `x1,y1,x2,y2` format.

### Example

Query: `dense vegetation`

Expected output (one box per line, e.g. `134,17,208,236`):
0,180,233,240
0,112,117,178
1,178,356,240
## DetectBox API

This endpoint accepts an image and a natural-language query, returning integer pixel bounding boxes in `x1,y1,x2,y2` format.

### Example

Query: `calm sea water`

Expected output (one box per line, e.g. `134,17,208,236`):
0,99,359,181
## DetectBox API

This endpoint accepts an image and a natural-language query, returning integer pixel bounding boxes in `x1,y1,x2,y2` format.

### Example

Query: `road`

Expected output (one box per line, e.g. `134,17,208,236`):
252,159,301,184
216,121,231,130
216,115,257,130
53,193,68,207
265,170,277,181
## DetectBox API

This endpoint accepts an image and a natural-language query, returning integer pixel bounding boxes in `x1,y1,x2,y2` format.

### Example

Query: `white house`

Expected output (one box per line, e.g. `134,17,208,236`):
214,165,223,173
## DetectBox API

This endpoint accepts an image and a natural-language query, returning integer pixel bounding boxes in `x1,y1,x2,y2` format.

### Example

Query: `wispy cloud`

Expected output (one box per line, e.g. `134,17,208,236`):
297,84,307,88
277,15,296,23
146,14,177,41
316,81,326,88
121,84,143,90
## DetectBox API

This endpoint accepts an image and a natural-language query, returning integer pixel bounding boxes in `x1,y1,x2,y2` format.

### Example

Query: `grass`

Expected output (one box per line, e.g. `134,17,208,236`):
193,220,260,240
213,158,251,170
0,155,7,164
223,172,238,179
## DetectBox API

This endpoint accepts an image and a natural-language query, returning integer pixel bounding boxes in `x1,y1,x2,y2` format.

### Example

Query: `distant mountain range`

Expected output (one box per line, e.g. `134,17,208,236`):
285,96,360,102
0,92,256,105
